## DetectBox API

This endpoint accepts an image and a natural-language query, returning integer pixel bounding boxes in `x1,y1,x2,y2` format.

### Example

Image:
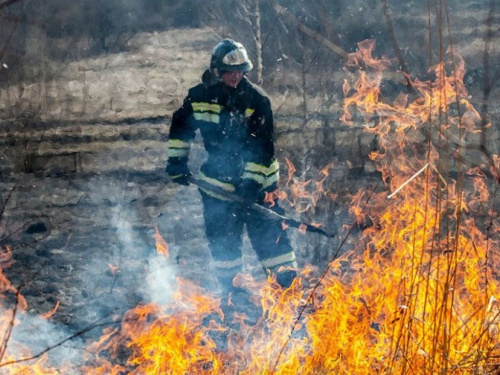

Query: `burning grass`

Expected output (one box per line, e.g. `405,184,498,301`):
0,39,499,374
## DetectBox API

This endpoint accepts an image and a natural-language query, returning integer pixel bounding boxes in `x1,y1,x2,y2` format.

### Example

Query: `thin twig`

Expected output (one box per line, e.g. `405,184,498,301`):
0,174,21,225
387,163,429,199
0,217,47,243
380,0,414,90
0,288,22,363
428,163,448,186
273,4,349,60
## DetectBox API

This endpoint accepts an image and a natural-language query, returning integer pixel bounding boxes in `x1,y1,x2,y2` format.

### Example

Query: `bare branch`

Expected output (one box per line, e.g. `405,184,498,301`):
0,289,22,363
0,174,21,224
312,2,336,42
380,0,408,73
273,4,349,61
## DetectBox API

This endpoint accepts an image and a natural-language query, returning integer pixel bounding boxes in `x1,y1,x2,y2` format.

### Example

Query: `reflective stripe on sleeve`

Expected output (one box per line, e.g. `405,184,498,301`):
192,102,223,113
192,102,222,124
244,159,280,176
167,139,191,158
193,112,220,124
242,170,279,189
242,158,280,188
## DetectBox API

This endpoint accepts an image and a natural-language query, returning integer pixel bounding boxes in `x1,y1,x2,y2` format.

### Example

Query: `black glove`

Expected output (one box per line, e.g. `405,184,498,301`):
237,179,261,206
166,163,192,186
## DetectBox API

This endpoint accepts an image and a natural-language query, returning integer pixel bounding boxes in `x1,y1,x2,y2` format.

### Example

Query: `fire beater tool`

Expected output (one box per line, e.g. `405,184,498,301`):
187,176,335,238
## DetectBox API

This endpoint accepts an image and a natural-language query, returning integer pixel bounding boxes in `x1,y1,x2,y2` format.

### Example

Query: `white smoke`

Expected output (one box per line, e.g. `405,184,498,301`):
3,309,84,371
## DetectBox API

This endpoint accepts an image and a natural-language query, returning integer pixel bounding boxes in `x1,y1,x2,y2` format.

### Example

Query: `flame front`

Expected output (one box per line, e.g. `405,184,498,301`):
328,39,500,373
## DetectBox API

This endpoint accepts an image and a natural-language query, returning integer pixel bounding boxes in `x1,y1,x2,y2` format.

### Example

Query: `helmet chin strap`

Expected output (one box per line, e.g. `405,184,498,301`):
211,67,247,80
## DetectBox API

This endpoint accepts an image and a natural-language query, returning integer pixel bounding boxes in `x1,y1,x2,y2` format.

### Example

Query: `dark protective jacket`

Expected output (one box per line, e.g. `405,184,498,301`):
167,74,280,200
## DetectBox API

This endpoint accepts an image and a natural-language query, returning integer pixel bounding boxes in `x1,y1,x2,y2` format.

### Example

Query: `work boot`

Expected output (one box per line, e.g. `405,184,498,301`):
276,269,297,289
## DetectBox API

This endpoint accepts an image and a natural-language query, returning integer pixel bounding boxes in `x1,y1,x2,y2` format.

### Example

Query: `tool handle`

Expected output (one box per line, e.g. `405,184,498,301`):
188,177,335,238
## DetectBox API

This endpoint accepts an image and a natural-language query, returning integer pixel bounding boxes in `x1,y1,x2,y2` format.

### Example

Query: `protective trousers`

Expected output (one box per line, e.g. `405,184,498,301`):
200,190,297,293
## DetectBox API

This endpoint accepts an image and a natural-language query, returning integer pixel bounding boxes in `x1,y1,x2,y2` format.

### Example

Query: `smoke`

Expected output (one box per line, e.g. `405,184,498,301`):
4,308,85,370
107,203,179,306
86,203,179,307
140,255,177,305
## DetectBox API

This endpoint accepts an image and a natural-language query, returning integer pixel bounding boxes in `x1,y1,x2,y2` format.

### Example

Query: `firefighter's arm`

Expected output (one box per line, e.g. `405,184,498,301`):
166,97,196,185
239,96,280,201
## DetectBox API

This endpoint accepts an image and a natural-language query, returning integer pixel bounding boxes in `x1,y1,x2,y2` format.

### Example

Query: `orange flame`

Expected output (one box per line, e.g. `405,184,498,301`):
41,301,59,320
154,226,170,258
276,158,334,215
108,263,119,276
82,278,227,374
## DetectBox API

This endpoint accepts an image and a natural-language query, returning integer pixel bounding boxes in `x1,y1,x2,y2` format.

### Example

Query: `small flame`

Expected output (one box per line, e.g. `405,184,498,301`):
41,301,59,320
108,263,119,276
277,158,335,216
154,226,170,258
298,223,307,234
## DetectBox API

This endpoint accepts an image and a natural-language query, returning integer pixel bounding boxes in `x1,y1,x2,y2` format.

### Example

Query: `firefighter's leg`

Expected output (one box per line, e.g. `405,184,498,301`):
200,191,245,294
246,204,298,288
200,192,263,325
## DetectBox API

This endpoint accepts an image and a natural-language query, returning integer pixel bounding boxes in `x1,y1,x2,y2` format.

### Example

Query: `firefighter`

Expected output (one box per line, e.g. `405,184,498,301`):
166,38,297,297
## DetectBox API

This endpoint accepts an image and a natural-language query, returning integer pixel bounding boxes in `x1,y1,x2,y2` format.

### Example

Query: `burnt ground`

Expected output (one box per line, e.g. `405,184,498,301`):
0,160,361,361
2,170,203,325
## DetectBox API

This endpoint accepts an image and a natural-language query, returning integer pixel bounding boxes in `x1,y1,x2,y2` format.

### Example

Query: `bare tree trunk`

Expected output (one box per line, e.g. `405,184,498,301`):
247,0,263,84
254,0,263,84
